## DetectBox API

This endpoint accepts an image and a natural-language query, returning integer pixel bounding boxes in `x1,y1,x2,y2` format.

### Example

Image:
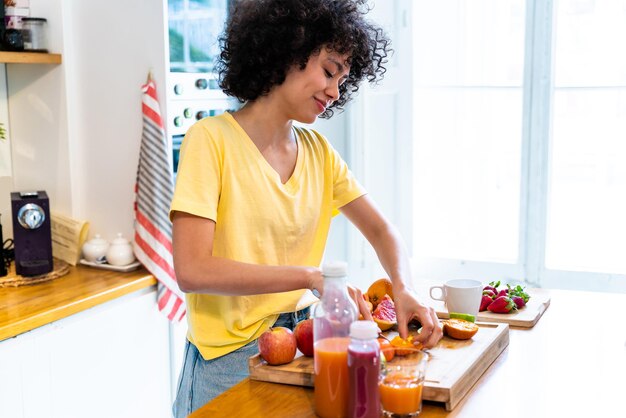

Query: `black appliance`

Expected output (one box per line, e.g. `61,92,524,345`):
11,191,53,276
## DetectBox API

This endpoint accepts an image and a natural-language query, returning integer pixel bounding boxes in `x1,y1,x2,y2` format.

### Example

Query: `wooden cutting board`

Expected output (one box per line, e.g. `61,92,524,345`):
432,288,551,328
249,322,509,411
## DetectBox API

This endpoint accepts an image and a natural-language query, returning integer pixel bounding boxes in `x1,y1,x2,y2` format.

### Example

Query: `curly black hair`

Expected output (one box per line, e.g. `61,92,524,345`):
216,0,391,118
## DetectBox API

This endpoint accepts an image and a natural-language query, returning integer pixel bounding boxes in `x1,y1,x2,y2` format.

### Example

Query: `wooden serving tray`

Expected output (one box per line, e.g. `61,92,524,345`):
433,288,551,328
249,322,509,411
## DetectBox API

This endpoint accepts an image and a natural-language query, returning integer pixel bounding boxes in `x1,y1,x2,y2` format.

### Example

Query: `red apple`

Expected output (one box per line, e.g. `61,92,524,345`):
294,318,314,357
258,326,297,365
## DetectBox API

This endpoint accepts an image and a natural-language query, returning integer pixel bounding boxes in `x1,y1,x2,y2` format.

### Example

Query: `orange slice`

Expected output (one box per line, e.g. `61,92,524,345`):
390,335,417,356
377,337,395,362
372,294,397,331
442,319,479,340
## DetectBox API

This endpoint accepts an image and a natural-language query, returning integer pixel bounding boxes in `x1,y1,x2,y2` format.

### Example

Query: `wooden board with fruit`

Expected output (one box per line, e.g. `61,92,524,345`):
430,281,551,328
249,279,510,411
249,322,509,411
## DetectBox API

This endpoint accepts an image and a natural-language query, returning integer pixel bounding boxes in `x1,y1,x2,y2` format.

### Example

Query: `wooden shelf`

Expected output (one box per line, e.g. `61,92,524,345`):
0,51,62,64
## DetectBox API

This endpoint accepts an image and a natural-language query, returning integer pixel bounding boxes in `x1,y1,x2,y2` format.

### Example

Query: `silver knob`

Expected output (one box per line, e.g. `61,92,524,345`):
17,203,45,229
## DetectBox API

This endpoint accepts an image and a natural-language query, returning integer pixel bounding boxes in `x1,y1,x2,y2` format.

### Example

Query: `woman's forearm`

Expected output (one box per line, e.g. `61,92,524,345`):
367,223,414,293
174,254,318,295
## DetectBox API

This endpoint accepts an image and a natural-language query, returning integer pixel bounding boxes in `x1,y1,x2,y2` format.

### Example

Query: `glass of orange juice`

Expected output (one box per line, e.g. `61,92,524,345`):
379,348,429,417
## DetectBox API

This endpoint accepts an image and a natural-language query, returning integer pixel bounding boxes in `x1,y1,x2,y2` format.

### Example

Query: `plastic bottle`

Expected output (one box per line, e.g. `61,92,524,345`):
313,261,358,418
347,320,381,418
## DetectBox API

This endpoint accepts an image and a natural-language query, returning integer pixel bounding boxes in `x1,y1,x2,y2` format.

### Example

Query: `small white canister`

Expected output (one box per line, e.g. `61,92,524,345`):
21,17,48,52
106,233,136,266
82,234,109,263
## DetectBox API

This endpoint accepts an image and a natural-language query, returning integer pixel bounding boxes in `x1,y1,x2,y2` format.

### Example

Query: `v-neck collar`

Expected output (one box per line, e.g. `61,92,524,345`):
224,112,304,192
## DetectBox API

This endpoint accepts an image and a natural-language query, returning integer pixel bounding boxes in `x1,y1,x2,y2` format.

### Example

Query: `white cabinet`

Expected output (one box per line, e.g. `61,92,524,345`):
0,287,172,418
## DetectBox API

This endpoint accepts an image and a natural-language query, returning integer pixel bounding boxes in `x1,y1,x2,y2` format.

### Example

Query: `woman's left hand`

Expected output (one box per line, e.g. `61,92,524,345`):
393,287,442,348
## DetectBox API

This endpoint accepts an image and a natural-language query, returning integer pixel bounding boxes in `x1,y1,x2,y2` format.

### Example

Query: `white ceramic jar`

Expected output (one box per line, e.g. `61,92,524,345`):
82,234,109,263
105,233,136,266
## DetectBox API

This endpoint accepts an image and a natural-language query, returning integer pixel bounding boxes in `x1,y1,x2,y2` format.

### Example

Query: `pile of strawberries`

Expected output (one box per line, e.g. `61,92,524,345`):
480,281,530,313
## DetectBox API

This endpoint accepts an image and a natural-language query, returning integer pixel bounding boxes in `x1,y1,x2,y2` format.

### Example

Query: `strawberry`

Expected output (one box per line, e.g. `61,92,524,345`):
511,295,526,309
483,280,500,295
479,295,494,312
487,296,516,313
508,284,530,303
496,289,509,298
479,289,496,312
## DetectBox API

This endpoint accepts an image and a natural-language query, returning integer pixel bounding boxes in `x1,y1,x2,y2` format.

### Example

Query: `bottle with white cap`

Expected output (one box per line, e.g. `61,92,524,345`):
347,320,381,418
313,261,358,418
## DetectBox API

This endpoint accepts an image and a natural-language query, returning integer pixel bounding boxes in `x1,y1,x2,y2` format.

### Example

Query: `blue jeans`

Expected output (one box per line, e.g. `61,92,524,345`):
172,307,310,418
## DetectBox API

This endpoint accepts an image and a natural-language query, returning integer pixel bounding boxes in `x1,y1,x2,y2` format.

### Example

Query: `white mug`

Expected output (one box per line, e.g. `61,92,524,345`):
429,279,483,317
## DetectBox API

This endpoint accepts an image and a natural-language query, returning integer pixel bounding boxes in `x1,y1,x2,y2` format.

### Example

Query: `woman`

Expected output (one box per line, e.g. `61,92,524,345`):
170,0,443,415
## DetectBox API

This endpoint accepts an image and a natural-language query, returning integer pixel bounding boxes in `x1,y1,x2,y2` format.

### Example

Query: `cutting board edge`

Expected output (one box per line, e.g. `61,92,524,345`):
445,323,510,411
248,354,315,387
422,322,509,409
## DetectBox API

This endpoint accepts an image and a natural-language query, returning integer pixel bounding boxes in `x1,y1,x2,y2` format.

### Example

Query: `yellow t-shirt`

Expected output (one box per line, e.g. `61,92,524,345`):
170,112,366,360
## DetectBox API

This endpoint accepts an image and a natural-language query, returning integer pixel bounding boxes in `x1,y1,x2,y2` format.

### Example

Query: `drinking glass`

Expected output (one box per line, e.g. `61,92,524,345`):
379,348,430,417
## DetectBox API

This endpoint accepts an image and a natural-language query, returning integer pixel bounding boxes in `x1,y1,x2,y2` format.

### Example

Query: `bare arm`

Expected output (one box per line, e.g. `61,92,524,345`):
340,195,443,348
171,211,323,295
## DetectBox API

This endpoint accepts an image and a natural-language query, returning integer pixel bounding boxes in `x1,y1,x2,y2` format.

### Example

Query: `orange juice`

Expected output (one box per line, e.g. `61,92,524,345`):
379,372,423,415
314,337,351,418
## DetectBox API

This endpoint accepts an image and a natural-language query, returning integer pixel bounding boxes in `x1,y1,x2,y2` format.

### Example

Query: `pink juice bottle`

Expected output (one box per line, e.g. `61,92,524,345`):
347,321,381,418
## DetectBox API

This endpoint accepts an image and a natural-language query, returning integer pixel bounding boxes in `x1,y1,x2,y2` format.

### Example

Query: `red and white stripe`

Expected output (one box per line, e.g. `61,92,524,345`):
134,77,186,322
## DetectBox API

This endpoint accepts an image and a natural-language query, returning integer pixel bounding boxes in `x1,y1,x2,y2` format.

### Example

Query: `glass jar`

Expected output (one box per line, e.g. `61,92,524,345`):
313,261,358,418
22,17,48,52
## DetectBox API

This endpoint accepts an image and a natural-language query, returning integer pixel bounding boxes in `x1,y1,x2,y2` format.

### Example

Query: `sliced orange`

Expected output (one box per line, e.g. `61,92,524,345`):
377,337,395,362
390,335,416,356
373,317,395,331
442,319,479,340
372,294,397,331
367,278,393,309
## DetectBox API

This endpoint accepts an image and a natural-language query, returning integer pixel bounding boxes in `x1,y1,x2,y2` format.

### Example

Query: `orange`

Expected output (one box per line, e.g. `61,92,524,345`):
442,319,479,340
390,335,416,356
366,278,394,309
378,337,395,362
374,318,396,332
372,295,396,331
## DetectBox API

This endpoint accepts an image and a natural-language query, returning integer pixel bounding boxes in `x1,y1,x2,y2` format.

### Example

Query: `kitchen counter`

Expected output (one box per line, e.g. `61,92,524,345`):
191,288,626,417
0,264,156,341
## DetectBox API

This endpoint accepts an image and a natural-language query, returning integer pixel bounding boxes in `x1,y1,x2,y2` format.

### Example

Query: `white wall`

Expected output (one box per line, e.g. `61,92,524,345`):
7,0,72,219
5,0,169,243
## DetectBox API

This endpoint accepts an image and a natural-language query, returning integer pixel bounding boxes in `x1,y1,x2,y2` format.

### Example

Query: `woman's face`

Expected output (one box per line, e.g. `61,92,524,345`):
273,48,351,124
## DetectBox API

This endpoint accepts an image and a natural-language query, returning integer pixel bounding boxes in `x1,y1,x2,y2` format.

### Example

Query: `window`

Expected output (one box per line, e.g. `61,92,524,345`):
406,0,626,292
546,0,626,276
168,0,229,73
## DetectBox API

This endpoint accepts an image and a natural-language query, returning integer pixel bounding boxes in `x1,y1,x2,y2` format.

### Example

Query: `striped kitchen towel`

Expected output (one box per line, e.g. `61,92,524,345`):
134,75,186,322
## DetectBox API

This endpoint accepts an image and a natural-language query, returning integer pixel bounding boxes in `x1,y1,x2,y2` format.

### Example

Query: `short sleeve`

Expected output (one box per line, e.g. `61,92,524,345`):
329,143,366,215
169,122,223,222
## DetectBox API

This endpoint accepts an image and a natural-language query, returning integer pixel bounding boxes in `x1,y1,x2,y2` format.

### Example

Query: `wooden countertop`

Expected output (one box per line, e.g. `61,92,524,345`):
192,288,626,417
0,265,156,342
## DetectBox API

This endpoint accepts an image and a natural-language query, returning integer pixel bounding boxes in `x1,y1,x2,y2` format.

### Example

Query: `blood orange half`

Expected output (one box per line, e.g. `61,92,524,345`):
372,294,397,331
